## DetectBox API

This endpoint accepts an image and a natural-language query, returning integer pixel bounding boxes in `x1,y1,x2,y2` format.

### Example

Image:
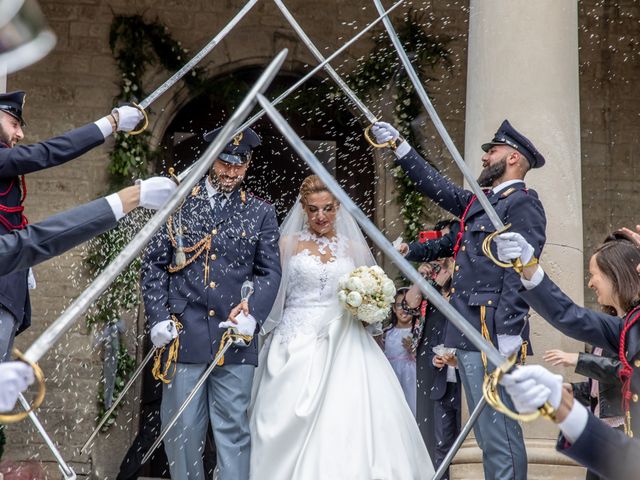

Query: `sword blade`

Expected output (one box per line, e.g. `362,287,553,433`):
371,0,505,231
23,49,289,365
175,0,403,183
274,0,378,123
139,0,260,109
257,94,505,369
80,347,156,453
140,338,234,465
18,394,76,480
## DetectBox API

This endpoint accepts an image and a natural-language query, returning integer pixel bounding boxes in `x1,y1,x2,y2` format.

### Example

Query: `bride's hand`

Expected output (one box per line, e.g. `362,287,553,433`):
228,301,250,324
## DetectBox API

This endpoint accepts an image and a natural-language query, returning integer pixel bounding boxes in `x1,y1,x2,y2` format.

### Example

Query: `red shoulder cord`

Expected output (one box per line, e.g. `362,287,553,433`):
618,305,640,419
452,195,477,260
0,175,28,230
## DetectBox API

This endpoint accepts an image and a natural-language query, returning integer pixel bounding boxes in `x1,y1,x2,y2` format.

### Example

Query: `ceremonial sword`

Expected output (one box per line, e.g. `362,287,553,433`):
371,0,536,469
128,0,260,133
140,281,255,465
17,49,287,392
274,0,378,124
371,0,508,234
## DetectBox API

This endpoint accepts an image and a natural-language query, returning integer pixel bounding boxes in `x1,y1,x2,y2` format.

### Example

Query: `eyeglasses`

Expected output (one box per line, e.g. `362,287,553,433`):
394,301,420,316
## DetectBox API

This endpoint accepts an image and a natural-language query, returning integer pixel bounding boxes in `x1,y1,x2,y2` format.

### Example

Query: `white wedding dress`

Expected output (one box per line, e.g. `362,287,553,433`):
249,231,434,480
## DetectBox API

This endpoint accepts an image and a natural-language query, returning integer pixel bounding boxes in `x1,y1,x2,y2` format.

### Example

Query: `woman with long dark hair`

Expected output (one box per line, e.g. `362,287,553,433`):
495,232,640,478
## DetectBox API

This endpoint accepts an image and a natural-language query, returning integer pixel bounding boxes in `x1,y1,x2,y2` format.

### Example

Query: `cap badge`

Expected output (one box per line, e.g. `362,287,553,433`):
232,132,243,146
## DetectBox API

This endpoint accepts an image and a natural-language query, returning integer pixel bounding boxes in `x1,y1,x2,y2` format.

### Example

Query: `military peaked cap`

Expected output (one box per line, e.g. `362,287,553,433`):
0,90,26,126
481,119,545,168
203,126,261,165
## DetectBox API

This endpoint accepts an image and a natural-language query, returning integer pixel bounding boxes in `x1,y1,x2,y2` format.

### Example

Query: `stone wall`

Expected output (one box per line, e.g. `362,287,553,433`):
2,0,639,478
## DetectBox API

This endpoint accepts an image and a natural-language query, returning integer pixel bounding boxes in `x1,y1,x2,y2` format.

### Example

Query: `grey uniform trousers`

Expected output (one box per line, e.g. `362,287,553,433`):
161,362,254,480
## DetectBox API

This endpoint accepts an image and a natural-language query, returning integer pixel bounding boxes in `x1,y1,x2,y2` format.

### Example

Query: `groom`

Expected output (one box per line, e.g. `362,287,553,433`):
141,127,281,479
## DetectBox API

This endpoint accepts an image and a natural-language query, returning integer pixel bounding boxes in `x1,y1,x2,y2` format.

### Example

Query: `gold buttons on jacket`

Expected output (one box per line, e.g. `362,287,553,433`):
487,300,493,305
465,226,468,232
480,225,485,231
211,228,218,235
461,245,466,252
455,265,460,272
208,310,215,317
451,287,456,293
209,282,216,289
241,231,246,238
633,394,639,403
210,254,217,261
634,359,640,368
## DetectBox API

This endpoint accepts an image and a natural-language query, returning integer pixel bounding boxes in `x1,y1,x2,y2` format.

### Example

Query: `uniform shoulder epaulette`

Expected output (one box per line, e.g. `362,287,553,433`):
501,187,518,198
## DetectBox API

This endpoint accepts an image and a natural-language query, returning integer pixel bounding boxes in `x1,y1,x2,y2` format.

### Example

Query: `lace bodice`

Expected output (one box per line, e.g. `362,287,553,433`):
274,234,355,343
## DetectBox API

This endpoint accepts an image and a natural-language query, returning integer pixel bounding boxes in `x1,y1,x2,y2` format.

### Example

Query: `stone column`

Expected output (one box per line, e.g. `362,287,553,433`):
457,1,585,478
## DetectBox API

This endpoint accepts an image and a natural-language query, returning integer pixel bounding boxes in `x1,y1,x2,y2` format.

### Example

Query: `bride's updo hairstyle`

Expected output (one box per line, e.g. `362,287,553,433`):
299,175,339,207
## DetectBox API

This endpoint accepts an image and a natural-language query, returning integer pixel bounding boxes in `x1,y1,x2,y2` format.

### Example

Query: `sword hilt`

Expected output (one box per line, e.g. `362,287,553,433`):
482,353,556,423
127,102,149,136
0,349,46,424
363,123,398,150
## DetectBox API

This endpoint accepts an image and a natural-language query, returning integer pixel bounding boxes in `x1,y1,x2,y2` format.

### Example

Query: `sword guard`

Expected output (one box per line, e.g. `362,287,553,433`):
0,348,46,424
482,353,542,423
364,124,397,150
127,102,149,136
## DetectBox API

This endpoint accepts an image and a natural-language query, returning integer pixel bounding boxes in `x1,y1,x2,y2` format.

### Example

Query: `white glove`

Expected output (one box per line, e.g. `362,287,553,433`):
136,177,177,210
0,362,35,412
497,334,523,356
219,312,257,347
494,232,535,265
112,105,144,132
371,121,400,144
150,319,178,348
501,365,563,414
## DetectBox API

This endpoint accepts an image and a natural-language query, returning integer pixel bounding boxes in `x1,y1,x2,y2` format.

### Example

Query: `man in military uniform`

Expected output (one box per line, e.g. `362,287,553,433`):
0,90,144,362
0,175,176,412
141,127,281,480
372,119,547,480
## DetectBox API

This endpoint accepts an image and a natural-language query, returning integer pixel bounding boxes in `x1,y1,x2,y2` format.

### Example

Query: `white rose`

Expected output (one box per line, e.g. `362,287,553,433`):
357,303,379,324
346,277,365,293
346,291,363,307
360,274,378,295
370,265,384,276
381,279,396,297
337,290,348,304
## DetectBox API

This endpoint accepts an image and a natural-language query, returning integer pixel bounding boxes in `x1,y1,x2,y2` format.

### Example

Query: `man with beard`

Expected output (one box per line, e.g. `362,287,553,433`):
141,127,281,480
0,90,143,362
372,119,546,480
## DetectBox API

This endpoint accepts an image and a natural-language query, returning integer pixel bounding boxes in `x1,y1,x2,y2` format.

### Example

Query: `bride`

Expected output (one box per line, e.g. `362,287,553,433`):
249,175,434,479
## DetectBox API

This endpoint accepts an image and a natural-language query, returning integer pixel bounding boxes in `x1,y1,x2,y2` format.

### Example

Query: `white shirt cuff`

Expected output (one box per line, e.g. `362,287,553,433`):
105,193,125,221
394,141,411,158
497,334,522,356
558,399,589,444
521,265,545,290
94,117,113,138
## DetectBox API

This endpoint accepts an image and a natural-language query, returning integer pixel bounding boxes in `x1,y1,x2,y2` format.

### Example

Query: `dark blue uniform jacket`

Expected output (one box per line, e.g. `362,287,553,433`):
396,147,546,351
142,178,282,366
0,123,105,333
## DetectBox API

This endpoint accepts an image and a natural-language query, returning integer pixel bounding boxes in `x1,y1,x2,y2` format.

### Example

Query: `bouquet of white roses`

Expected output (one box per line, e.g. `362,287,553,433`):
337,265,396,324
